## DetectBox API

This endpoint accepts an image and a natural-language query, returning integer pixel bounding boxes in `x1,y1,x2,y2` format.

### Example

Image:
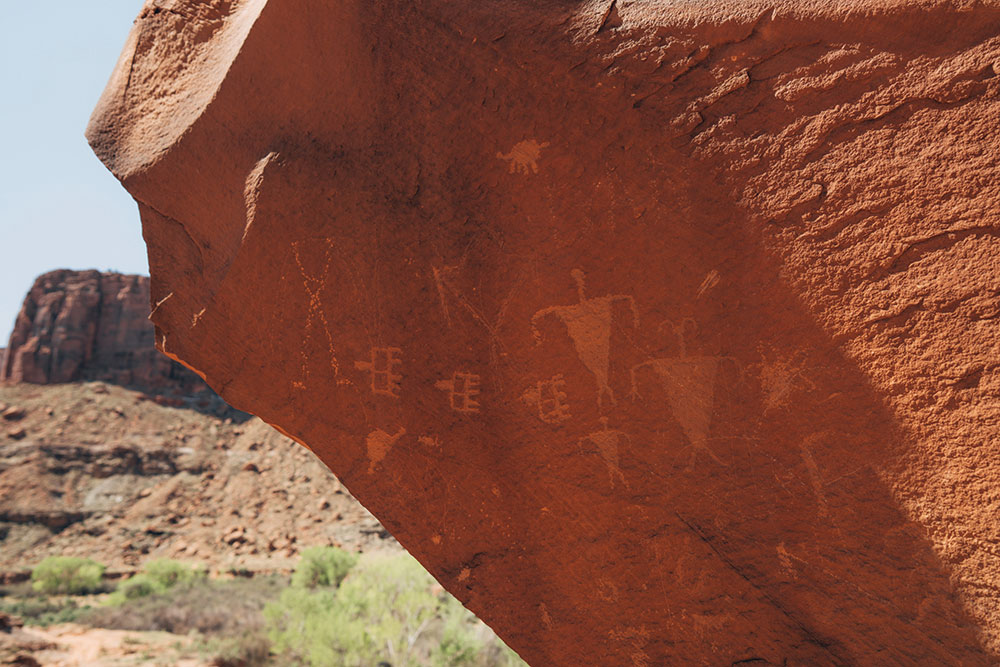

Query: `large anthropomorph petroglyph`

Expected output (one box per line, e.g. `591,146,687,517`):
89,0,1000,663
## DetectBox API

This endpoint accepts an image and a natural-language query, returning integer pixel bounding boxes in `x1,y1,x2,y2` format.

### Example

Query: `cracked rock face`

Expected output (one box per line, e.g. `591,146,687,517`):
89,1,1000,663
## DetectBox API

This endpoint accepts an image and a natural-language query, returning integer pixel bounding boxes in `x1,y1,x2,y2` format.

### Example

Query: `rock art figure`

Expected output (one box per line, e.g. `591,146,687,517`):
578,417,630,488
365,427,406,474
532,270,639,409
497,139,550,175
630,321,730,470
292,239,341,389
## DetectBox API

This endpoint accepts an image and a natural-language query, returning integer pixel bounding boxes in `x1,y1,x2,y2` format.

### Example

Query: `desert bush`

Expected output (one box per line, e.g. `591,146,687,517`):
0,596,90,626
290,546,358,590
106,559,206,605
30,556,105,595
207,630,272,667
265,552,526,667
86,575,285,637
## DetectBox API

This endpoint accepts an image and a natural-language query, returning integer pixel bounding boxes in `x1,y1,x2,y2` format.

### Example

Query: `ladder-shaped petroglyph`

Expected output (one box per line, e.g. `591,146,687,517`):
630,320,731,471
292,239,343,389
497,139,550,175
521,374,572,424
365,427,406,474
579,417,630,488
532,269,639,409
354,347,403,398
435,371,482,413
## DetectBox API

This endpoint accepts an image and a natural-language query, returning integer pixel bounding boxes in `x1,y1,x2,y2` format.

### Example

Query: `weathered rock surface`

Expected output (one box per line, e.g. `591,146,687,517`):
2,271,206,397
88,1,1000,663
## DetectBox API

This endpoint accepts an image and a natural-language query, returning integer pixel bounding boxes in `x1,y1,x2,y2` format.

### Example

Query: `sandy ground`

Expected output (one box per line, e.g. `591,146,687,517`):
5,623,208,666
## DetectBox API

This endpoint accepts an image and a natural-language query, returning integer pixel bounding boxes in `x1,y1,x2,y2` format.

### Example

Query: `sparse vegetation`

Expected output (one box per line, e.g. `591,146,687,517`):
10,551,524,666
30,556,106,595
105,559,207,605
0,595,91,627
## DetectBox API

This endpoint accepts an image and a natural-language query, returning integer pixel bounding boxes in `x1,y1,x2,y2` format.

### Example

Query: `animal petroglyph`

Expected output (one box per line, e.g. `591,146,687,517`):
630,320,729,471
522,374,572,424
532,270,639,409
354,347,403,398
497,139,550,174
365,427,406,473
435,372,482,413
579,417,630,488
292,239,342,389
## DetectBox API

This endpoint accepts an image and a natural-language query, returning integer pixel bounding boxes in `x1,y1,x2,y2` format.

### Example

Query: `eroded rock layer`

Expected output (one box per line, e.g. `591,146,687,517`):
89,1,1000,663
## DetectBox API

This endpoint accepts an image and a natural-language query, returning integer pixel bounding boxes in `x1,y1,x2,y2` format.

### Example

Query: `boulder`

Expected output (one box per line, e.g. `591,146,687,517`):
88,0,1000,663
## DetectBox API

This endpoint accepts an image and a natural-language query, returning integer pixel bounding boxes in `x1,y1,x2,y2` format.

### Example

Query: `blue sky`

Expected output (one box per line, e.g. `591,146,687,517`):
1,1,147,343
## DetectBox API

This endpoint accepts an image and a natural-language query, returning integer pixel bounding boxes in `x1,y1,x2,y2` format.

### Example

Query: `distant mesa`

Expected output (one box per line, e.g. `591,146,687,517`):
2,270,222,408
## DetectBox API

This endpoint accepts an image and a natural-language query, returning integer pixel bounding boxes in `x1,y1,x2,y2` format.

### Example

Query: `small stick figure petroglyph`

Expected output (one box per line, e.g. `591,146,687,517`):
497,139,550,175
532,269,639,409
578,417,630,488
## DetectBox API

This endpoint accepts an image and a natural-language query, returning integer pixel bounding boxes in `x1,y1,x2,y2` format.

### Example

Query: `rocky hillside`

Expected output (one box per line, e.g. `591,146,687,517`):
0,381,396,578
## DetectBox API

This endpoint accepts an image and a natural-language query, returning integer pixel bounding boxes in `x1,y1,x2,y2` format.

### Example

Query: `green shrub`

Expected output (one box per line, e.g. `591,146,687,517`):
290,546,358,590
31,556,105,595
0,596,90,626
205,630,272,667
107,559,206,605
266,552,526,667
143,559,207,589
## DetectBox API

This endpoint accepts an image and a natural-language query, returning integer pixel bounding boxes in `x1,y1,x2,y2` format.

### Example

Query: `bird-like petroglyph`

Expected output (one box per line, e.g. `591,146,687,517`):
365,427,406,473
532,270,639,409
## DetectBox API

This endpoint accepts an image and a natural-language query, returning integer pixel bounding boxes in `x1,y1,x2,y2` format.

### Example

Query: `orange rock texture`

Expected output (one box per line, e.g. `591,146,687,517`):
88,1,1000,663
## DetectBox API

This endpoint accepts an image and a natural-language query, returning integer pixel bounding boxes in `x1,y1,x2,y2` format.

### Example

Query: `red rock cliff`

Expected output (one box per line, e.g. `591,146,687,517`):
87,1,1000,664
2,270,204,394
